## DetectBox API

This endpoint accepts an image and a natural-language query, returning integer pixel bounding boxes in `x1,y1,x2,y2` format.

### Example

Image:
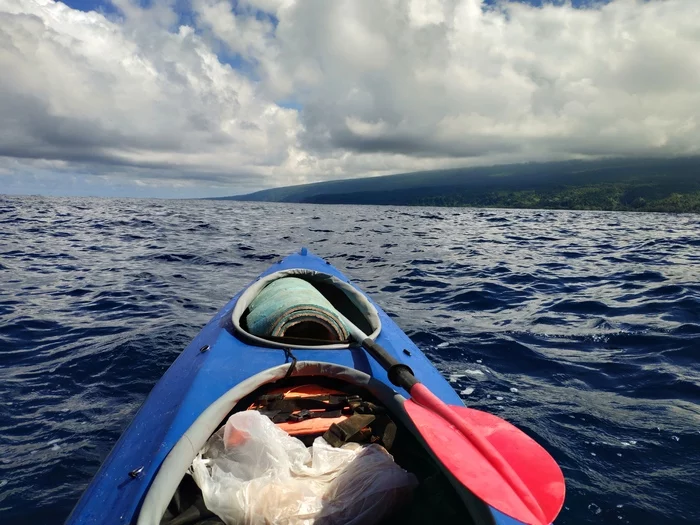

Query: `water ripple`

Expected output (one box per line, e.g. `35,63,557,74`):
0,195,699,525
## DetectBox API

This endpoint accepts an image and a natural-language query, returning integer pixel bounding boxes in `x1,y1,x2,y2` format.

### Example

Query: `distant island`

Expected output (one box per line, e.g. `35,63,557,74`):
218,157,700,213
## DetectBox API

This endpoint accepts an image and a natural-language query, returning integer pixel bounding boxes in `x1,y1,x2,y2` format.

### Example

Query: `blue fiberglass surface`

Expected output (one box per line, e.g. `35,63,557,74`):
491,509,530,525
65,249,468,524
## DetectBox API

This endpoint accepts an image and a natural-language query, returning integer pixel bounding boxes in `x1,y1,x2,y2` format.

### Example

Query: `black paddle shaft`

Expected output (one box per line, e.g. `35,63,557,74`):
361,338,418,391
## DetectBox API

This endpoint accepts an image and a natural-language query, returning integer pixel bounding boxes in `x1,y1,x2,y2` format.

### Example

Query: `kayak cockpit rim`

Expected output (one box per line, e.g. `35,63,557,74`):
135,362,407,525
231,269,382,349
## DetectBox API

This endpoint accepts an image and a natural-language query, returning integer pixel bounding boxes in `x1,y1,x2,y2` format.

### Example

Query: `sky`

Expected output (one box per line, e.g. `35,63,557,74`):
1,0,699,198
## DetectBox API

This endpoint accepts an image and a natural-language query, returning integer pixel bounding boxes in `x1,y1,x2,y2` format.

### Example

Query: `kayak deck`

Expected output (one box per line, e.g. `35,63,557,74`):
66,250,511,525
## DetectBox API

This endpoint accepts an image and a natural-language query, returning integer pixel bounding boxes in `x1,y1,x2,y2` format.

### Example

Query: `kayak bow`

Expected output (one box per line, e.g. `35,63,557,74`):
66,249,565,525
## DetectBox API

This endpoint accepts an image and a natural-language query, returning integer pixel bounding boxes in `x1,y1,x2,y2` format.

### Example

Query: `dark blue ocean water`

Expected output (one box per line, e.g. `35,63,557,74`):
1,195,698,525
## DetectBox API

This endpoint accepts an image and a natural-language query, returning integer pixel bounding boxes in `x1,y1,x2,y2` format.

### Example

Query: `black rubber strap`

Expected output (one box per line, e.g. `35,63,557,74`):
323,414,377,447
283,347,297,379
265,398,351,412
267,409,344,424
288,409,344,422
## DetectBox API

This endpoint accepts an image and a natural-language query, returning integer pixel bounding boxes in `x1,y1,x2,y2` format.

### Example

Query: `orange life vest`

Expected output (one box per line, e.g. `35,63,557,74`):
247,385,352,437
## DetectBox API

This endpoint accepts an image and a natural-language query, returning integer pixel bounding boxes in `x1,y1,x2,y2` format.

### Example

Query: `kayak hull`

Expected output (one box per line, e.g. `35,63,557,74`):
66,250,522,525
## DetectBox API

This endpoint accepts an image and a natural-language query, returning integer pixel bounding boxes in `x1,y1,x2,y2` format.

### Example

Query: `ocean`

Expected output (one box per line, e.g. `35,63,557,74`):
1,195,698,524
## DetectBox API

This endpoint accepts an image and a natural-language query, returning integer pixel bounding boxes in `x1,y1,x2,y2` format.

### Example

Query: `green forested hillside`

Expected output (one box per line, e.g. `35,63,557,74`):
416,184,700,212
219,157,700,213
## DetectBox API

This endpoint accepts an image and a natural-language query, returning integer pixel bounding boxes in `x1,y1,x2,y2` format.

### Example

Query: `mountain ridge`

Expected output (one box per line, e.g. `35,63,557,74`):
216,157,700,213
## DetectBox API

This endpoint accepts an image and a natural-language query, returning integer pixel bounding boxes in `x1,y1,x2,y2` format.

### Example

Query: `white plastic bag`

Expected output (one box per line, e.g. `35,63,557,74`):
191,410,418,525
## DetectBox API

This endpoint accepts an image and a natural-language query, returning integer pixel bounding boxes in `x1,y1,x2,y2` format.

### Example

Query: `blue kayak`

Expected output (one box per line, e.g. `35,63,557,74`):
66,249,558,525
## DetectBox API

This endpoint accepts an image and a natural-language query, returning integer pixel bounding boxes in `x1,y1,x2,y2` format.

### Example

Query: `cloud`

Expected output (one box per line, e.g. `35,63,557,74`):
0,0,302,193
0,0,699,196
269,0,700,159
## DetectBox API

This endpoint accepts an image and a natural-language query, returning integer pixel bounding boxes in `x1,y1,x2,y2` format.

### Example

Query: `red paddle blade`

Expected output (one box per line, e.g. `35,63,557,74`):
450,405,566,524
404,386,565,525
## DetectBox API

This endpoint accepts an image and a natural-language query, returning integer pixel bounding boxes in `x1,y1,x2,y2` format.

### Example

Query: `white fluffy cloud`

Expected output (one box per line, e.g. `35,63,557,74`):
1,0,699,196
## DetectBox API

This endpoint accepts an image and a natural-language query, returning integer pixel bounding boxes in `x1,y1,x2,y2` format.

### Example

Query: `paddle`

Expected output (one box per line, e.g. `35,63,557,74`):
336,313,565,525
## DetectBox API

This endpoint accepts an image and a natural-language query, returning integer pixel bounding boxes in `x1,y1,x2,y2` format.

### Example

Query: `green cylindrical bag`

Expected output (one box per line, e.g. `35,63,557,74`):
246,277,349,342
